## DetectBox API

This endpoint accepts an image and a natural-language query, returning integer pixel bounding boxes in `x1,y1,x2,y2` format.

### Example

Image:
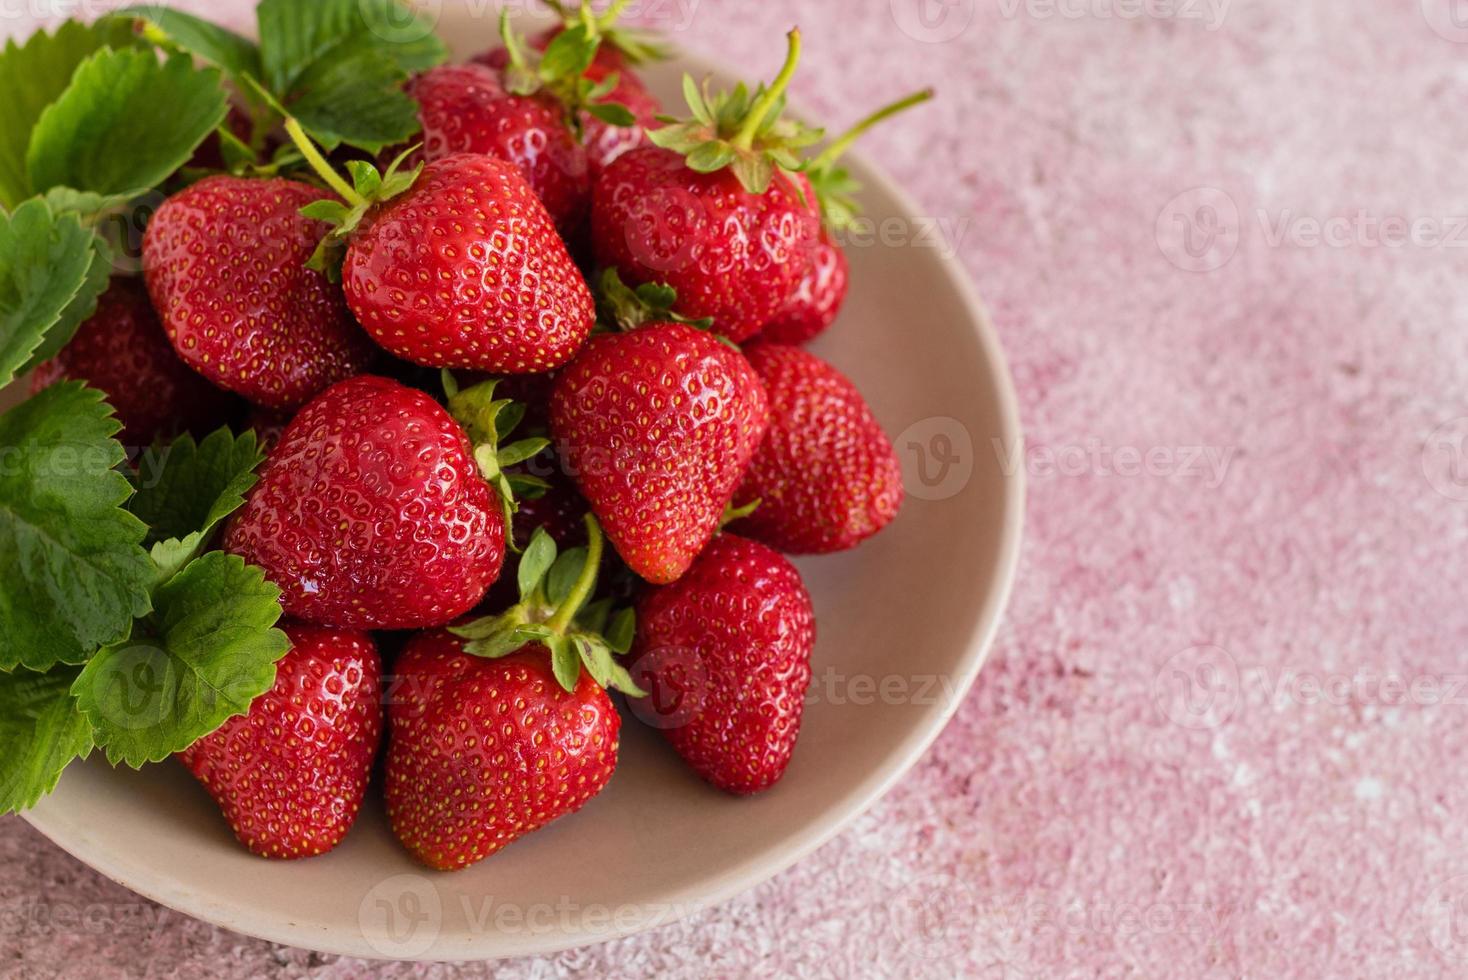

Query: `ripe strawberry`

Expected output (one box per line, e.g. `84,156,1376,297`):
178,622,382,859
223,375,507,629
761,91,932,344
30,277,238,445
732,343,904,553
760,226,849,345
143,175,376,410
385,518,643,870
339,153,595,373
551,315,769,584
408,62,590,230
590,30,822,342
627,534,815,795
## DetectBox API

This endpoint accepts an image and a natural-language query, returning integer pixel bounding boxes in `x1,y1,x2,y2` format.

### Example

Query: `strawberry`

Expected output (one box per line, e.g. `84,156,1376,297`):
732,343,904,554
143,175,376,410
407,62,590,230
759,226,849,345
550,291,769,584
178,622,382,859
223,375,518,630
590,30,822,342
762,91,932,344
385,518,643,870
627,534,814,795
30,277,238,446
329,152,595,374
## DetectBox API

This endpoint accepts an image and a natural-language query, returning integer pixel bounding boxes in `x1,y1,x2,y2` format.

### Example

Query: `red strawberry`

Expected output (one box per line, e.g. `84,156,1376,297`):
223,375,507,629
30,277,238,445
385,637,617,870
763,91,932,343
385,518,642,870
408,62,590,230
590,30,822,342
760,227,849,345
178,622,382,859
143,175,376,410
341,153,595,373
551,320,769,584
627,534,814,795
732,343,904,554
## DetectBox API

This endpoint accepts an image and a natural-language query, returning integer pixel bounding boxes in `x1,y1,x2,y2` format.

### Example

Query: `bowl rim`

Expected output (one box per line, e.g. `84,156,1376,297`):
19,40,1026,966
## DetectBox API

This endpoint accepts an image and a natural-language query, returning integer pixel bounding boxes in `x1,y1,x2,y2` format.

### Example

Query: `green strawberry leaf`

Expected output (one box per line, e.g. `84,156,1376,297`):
518,528,558,603
72,551,290,768
546,547,589,607
606,607,636,655
0,666,92,815
0,19,138,210
284,39,419,153
129,428,266,583
548,635,581,692
0,383,154,671
0,199,110,388
27,48,228,203
117,5,262,81
257,0,444,94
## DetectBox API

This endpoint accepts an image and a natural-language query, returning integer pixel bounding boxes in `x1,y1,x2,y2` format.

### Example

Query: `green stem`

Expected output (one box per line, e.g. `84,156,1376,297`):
809,89,934,172
284,118,365,207
731,28,802,151
546,515,604,634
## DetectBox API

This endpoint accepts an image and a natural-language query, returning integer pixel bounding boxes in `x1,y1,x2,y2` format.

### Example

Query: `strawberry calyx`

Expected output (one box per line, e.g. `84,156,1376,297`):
541,0,671,65
597,268,714,332
283,117,422,277
449,516,647,696
647,28,822,195
442,372,552,540
720,498,761,528
803,89,934,232
498,10,637,138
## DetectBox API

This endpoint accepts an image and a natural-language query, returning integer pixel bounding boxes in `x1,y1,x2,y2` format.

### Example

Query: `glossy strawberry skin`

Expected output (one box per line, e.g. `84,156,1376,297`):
342,154,595,374
143,175,376,410
760,228,850,345
733,344,904,554
177,623,382,859
628,534,814,795
384,632,620,871
223,376,505,630
550,322,769,584
30,278,238,446
409,63,589,230
591,146,819,342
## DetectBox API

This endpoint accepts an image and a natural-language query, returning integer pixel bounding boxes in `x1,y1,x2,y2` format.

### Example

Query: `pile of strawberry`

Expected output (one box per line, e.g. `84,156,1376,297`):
0,1,929,872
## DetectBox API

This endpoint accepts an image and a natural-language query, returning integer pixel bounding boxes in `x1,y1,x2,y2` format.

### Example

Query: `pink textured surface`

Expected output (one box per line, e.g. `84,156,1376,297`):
6,0,1468,976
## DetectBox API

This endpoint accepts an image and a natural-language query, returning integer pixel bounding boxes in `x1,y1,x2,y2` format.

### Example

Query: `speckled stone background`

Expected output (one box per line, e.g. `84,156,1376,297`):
7,0,1468,976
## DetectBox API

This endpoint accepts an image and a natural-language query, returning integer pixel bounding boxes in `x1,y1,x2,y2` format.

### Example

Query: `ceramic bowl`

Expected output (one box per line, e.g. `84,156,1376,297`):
11,7,1024,962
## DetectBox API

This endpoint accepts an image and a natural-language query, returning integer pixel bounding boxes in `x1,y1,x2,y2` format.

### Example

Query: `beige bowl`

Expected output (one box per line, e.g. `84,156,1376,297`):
13,8,1024,962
